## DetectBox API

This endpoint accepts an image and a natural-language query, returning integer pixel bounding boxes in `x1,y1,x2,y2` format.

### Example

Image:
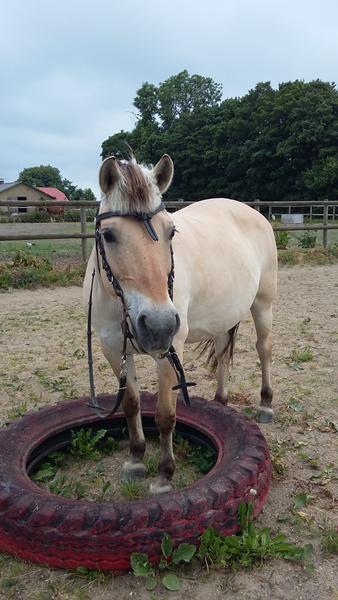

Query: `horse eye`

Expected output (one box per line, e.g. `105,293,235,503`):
170,227,177,239
102,229,115,243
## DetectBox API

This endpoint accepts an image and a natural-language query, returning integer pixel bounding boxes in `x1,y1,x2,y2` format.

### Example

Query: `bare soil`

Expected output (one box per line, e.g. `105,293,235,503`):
0,263,337,600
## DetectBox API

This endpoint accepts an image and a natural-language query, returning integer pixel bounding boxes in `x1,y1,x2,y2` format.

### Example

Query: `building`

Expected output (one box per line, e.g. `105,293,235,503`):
0,180,68,215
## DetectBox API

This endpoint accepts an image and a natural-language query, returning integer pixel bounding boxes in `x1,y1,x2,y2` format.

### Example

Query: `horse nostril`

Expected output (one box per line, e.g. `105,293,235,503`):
138,312,147,333
136,309,180,350
175,312,180,333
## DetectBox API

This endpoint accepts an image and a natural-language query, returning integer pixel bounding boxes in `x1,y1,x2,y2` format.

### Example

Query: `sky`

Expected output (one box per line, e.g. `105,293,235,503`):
1,0,338,197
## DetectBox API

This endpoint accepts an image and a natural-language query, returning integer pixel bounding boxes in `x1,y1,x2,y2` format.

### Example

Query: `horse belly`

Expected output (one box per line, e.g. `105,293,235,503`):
185,276,258,342
178,244,260,342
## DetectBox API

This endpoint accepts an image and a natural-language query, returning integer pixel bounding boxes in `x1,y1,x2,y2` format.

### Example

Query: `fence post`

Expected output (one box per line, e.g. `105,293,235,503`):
80,206,87,263
309,205,312,222
323,199,328,249
268,202,272,220
256,199,260,213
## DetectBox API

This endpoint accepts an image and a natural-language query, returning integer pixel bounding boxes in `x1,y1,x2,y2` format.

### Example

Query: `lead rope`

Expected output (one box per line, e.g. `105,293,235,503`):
164,243,195,406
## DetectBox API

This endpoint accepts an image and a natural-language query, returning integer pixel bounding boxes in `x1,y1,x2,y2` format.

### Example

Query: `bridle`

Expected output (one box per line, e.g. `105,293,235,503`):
86,202,195,418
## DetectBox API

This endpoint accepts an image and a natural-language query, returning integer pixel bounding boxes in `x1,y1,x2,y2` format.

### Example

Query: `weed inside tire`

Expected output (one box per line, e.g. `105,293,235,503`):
30,427,216,502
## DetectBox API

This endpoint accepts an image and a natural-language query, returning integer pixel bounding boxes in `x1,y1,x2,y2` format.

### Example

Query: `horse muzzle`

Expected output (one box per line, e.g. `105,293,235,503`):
135,307,180,354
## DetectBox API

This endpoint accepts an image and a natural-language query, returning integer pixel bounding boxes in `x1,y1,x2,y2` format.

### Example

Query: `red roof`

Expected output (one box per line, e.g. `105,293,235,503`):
37,187,68,201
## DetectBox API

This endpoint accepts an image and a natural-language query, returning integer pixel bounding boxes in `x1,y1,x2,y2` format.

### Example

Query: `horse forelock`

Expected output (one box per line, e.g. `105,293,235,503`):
102,159,162,213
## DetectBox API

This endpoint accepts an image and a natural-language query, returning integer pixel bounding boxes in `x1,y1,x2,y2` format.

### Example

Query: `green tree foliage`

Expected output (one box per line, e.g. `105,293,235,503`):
19,165,64,189
134,82,159,125
101,75,338,201
19,165,96,201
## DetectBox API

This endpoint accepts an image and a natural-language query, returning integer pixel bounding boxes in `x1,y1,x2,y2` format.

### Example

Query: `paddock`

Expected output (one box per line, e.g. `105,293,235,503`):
0,263,337,599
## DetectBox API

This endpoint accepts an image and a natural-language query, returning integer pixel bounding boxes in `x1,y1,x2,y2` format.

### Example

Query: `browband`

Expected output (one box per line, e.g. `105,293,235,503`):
96,202,166,241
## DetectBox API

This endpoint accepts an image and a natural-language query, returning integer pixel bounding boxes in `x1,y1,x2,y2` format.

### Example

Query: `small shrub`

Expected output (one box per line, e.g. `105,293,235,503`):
131,532,196,591
120,480,146,500
85,208,97,222
321,529,338,555
291,347,314,363
173,433,216,474
63,209,81,222
278,249,298,265
15,211,51,223
275,231,290,249
0,249,85,289
130,503,312,592
298,231,317,248
70,428,107,460
198,502,312,568
329,242,338,258
6,401,29,420
270,440,288,478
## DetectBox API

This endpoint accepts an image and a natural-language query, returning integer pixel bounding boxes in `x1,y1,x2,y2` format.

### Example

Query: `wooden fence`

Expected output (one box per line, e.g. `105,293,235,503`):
1,199,338,262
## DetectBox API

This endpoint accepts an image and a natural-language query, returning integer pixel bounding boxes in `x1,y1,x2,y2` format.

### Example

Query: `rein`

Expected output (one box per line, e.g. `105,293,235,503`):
86,203,195,418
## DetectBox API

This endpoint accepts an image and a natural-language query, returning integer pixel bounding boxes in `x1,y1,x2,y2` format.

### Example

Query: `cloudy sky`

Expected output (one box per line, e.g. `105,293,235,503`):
1,0,338,197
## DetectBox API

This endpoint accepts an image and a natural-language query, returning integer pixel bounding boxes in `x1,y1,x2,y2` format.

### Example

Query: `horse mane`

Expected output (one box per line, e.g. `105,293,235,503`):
103,157,161,214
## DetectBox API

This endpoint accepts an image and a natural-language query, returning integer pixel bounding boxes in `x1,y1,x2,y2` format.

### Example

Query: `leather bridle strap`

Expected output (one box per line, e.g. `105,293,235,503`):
96,202,166,242
86,202,195,418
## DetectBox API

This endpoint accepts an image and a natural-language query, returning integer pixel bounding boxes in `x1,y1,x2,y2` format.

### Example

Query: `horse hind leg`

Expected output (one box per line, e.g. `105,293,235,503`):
212,335,230,404
213,325,239,405
250,296,274,423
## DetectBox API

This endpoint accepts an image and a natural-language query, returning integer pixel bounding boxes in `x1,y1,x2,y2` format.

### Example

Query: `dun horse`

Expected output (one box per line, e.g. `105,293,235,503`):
83,155,277,494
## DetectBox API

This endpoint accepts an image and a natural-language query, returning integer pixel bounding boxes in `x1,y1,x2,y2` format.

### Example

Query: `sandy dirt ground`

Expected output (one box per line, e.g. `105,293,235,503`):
0,263,337,600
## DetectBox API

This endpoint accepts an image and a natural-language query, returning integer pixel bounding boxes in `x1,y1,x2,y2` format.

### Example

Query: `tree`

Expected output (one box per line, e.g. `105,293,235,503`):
133,70,223,130
72,187,96,202
157,70,222,129
303,156,338,198
101,130,135,161
19,164,96,201
101,75,338,202
134,82,158,124
19,165,64,190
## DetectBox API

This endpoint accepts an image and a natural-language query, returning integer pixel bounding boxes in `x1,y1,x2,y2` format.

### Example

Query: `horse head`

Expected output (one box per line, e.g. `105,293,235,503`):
97,154,180,354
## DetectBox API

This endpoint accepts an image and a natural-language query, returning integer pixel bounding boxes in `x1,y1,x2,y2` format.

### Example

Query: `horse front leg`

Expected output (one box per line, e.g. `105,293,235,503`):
150,349,183,495
100,341,146,479
121,358,147,480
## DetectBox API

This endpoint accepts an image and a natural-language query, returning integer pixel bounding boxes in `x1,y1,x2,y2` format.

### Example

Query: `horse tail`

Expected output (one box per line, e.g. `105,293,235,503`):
196,323,240,372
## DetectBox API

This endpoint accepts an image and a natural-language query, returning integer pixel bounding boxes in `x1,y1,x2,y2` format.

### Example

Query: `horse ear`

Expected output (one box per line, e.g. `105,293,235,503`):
99,156,121,194
153,154,174,193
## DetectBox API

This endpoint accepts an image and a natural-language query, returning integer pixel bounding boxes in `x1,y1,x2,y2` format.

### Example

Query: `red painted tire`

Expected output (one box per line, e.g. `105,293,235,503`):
0,393,271,571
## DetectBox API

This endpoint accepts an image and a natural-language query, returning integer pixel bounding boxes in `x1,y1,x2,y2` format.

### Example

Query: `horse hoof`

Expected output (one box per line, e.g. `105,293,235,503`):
256,406,274,423
149,481,174,495
213,392,228,405
122,461,148,481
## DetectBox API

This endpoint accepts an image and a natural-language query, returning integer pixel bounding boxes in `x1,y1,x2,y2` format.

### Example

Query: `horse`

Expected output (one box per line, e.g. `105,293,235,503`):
83,154,278,494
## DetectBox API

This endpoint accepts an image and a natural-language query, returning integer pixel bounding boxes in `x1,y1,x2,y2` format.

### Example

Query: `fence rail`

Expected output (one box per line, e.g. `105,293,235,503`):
1,199,338,261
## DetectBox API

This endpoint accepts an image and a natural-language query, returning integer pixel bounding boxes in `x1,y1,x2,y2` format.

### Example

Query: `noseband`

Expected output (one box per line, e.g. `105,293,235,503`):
86,202,195,418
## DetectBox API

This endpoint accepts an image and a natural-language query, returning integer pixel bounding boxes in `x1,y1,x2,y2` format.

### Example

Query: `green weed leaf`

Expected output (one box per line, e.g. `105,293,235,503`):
145,576,158,591
162,573,181,591
130,553,153,577
293,492,313,509
172,543,196,564
161,533,173,558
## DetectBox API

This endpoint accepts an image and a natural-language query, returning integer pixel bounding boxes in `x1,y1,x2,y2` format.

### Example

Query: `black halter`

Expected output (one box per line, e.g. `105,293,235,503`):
86,202,195,418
